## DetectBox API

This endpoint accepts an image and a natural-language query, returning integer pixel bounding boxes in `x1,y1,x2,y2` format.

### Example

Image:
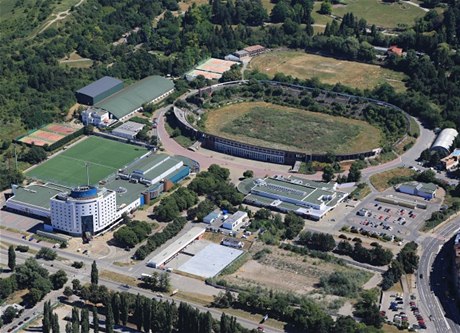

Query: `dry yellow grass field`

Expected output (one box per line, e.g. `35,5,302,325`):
248,50,407,91
370,167,417,192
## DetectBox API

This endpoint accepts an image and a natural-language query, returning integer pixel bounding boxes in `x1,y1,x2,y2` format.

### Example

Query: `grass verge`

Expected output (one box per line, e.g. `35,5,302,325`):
100,270,138,286
350,183,371,200
370,167,416,192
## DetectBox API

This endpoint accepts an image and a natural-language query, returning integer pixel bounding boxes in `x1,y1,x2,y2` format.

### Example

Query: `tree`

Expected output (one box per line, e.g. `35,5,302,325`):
92,306,99,333
65,322,72,333
105,303,114,333
22,146,47,164
8,245,16,271
319,1,332,15
80,308,89,333
71,307,80,333
91,261,98,285
2,306,17,324
36,247,57,260
52,313,60,333
72,279,81,292
243,170,254,178
353,290,382,328
64,286,73,298
322,165,334,182
50,270,68,290
43,301,51,333
133,293,143,331
111,293,120,325
347,162,362,182
120,293,128,325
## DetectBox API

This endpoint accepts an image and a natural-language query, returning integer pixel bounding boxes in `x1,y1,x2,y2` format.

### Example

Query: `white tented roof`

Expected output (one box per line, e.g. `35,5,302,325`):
431,128,458,154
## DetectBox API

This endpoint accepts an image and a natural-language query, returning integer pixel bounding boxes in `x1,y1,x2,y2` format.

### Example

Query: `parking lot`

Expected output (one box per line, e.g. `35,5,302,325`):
0,209,44,234
381,289,428,330
344,188,442,244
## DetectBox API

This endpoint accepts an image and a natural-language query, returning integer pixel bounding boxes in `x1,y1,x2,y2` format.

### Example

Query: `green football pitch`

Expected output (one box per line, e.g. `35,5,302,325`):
26,136,147,186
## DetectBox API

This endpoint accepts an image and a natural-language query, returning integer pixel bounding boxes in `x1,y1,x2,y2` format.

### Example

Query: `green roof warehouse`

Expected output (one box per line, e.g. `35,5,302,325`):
94,75,174,121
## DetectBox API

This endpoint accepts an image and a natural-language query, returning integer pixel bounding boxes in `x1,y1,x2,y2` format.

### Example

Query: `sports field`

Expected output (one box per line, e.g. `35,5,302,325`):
205,102,382,154
26,137,147,186
330,0,426,29
248,51,407,91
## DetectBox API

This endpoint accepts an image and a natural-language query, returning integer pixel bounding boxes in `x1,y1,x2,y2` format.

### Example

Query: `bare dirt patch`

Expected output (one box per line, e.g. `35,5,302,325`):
222,244,371,295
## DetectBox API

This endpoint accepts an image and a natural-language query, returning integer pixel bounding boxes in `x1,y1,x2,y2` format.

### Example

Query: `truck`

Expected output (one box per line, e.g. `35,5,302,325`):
140,273,151,280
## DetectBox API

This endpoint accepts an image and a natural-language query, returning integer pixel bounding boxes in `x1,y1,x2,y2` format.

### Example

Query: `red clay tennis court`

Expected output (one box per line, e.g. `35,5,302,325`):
18,123,79,147
44,123,77,135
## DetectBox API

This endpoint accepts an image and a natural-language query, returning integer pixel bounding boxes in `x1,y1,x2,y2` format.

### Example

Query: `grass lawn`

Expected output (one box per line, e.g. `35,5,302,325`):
26,136,147,186
350,183,371,200
248,50,407,91
330,0,426,29
205,101,382,154
370,167,416,192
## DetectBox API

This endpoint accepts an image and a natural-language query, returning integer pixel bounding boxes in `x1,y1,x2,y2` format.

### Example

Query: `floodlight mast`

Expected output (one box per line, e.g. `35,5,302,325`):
85,162,90,186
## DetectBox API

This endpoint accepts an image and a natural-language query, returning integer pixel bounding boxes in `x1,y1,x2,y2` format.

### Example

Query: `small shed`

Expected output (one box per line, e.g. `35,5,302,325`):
203,211,221,224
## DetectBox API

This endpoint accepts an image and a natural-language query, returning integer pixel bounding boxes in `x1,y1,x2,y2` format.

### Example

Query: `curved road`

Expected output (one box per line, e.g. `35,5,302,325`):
417,218,460,333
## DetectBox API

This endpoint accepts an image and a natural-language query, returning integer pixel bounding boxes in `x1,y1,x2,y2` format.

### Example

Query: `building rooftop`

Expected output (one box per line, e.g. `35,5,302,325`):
9,184,69,210
452,149,460,157
399,181,437,193
242,176,347,219
148,227,206,267
95,76,174,119
419,182,438,193
178,243,243,278
143,158,182,181
103,178,149,206
187,69,223,80
243,45,265,53
114,121,144,133
77,76,123,98
195,58,239,75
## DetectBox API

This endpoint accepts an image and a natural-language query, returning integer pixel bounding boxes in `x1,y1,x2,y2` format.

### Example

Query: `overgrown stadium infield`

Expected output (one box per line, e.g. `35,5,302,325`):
26,136,147,186
204,102,382,154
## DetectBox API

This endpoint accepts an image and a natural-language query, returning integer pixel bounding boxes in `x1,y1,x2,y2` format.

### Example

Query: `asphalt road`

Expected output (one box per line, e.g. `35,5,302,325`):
417,218,460,333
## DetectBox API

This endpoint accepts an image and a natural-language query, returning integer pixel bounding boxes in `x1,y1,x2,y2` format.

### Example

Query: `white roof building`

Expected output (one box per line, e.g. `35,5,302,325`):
431,128,458,155
222,211,248,230
112,121,145,140
147,227,206,268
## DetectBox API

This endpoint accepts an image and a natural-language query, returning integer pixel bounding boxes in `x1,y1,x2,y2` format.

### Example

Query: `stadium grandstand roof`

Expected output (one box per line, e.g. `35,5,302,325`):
95,76,174,119
76,76,123,98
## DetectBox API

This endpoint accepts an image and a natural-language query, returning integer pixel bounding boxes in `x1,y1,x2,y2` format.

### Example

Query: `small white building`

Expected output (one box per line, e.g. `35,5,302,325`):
222,211,248,230
221,237,243,249
112,121,145,140
81,108,110,127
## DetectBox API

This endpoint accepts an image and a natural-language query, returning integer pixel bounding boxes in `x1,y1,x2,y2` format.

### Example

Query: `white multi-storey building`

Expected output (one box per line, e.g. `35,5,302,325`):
81,108,110,127
50,186,117,236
